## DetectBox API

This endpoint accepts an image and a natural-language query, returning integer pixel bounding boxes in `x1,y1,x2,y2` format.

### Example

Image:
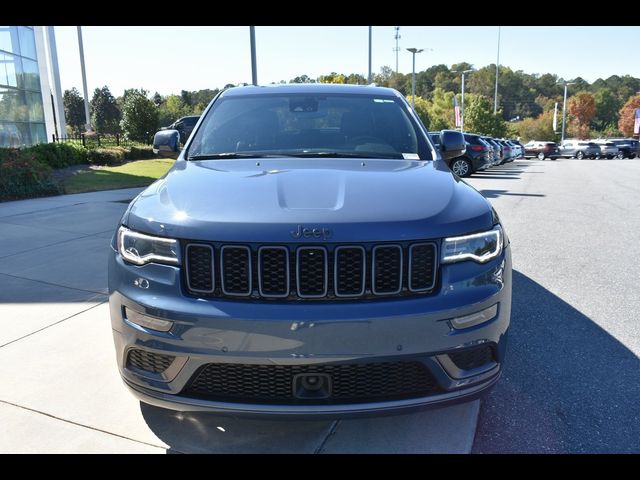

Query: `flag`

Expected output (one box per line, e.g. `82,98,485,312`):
454,95,461,128
553,102,558,131
634,108,640,135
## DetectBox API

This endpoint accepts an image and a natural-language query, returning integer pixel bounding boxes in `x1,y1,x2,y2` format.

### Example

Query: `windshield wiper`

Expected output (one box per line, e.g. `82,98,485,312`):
187,153,289,161
288,152,404,159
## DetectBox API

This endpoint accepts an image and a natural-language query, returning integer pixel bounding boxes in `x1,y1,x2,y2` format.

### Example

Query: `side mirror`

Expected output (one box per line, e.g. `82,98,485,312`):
153,129,180,159
439,130,466,160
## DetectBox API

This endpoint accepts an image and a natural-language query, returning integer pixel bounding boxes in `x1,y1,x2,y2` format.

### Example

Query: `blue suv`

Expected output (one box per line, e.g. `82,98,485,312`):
109,84,512,417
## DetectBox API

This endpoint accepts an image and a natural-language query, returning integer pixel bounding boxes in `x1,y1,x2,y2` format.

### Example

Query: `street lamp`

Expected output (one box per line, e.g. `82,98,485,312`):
452,69,474,132
558,81,575,143
406,48,423,110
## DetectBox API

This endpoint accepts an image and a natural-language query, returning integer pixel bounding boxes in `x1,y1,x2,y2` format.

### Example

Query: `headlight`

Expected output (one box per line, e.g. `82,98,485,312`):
117,226,180,266
441,225,503,264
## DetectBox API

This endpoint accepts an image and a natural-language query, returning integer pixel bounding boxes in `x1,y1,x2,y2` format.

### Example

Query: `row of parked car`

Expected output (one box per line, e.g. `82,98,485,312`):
429,131,524,177
523,138,640,161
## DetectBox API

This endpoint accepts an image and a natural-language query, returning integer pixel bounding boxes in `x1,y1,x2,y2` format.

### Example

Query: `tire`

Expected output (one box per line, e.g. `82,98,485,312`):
576,151,584,160
537,152,545,161
616,151,624,159
451,158,472,177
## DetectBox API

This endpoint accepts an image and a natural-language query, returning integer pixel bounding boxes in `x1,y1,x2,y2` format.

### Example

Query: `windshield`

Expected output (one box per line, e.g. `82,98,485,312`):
187,93,429,160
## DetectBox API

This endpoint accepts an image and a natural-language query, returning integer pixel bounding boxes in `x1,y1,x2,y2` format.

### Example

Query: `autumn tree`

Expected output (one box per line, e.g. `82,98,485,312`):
617,95,640,137
567,91,596,139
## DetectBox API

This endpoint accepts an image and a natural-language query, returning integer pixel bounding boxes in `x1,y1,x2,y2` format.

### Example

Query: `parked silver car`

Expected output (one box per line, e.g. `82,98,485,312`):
592,140,619,159
559,140,600,160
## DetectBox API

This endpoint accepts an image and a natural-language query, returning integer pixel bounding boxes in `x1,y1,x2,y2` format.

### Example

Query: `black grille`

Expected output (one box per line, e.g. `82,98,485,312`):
449,345,495,371
409,243,436,291
185,244,213,292
221,246,251,295
183,361,439,404
373,245,402,294
335,246,365,296
297,247,327,297
126,349,175,374
184,241,437,300
258,247,289,297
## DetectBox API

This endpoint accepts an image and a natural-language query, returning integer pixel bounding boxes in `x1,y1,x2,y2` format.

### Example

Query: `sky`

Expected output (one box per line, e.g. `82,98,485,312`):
52,26,640,98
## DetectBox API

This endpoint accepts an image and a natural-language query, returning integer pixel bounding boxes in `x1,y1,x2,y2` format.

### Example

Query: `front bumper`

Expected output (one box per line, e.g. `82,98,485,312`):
109,243,512,417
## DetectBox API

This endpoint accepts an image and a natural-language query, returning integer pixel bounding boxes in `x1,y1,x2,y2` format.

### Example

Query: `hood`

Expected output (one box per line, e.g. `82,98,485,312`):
125,158,494,243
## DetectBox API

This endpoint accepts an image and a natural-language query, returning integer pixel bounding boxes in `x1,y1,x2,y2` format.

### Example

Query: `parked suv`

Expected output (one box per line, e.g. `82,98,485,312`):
559,140,600,159
110,84,512,417
428,131,489,177
164,115,200,145
606,138,640,159
524,141,561,160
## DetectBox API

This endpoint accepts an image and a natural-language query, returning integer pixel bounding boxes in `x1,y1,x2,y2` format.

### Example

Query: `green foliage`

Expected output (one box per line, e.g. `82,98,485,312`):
318,72,347,84
90,86,122,134
593,88,621,132
120,89,159,143
515,110,557,142
21,142,88,169
157,95,193,128
0,148,60,201
463,94,507,137
425,88,456,131
87,147,127,166
63,88,86,135
405,96,430,129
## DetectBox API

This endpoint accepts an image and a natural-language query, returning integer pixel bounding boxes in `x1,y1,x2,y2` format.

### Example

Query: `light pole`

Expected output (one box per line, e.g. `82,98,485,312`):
368,26,372,83
494,26,501,114
558,81,575,143
453,69,473,132
249,26,257,85
406,48,423,110
77,26,91,132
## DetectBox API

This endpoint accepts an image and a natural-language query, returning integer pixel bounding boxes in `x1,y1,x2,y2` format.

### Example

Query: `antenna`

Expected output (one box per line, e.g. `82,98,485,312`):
393,26,401,74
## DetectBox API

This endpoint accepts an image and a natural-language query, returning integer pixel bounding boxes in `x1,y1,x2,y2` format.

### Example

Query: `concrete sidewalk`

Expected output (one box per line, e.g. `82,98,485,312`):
0,188,479,454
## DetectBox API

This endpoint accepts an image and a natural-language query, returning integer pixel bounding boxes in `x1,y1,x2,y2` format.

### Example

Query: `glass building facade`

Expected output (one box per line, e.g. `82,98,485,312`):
0,26,47,148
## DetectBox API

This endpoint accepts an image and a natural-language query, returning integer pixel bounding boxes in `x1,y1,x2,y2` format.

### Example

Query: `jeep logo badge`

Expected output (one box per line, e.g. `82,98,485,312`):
291,225,332,240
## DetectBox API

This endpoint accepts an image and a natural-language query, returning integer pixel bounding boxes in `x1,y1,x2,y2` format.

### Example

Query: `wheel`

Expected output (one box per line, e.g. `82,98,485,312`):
576,151,584,160
537,152,545,161
451,158,472,177
616,151,624,159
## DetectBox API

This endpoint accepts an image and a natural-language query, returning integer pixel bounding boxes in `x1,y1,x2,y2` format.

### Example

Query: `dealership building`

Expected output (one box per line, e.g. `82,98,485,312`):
0,26,65,148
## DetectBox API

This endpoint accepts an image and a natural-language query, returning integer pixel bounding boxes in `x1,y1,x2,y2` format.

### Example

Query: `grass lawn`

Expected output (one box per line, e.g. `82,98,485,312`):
64,159,175,194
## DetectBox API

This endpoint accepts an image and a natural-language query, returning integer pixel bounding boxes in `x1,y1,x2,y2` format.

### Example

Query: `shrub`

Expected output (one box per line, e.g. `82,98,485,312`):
87,146,128,166
22,142,88,169
0,148,60,201
125,146,155,160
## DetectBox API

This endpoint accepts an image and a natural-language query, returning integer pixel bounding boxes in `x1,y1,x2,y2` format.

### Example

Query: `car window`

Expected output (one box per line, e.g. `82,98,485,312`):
188,93,428,160
184,117,198,127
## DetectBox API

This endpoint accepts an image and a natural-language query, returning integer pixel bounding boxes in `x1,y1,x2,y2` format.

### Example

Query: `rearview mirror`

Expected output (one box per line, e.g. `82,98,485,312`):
153,129,181,159
439,130,466,160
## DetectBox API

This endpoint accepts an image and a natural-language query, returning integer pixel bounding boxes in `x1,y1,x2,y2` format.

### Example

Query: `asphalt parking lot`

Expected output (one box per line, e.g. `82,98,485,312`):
1,157,638,453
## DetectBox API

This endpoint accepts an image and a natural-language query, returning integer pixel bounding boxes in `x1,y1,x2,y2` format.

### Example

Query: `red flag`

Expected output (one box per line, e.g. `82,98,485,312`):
454,95,461,128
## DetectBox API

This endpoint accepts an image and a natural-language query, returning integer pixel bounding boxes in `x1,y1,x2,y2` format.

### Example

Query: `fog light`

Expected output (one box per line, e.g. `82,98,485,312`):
124,307,173,332
451,304,498,330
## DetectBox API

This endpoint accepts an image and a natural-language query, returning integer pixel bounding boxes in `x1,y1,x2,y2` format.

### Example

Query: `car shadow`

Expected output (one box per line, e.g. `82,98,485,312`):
473,271,640,453
479,190,545,199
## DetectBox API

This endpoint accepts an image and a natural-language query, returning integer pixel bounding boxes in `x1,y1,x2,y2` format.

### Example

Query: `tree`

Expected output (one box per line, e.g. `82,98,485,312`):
151,92,163,106
425,88,456,130
405,95,430,129
289,74,315,83
515,110,557,143
618,95,640,137
90,86,121,134
567,91,596,139
120,89,158,143
463,94,507,137
592,88,621,132
157,94,192,128
63,87,85,135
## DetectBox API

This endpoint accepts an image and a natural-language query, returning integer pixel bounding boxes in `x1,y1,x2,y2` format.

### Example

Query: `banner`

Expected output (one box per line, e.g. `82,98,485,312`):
454,95,461,128
634,108,640,135
553,102,558,131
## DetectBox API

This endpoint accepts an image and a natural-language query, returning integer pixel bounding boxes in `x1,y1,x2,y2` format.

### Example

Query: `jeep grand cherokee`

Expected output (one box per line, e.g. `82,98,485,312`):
109,84,512,417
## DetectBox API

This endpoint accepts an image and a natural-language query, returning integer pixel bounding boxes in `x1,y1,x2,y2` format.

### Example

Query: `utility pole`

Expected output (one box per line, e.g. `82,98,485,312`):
368,26,372,83
393,26,401,74
494,26,501,114
250,26,257,85
77,26,91,132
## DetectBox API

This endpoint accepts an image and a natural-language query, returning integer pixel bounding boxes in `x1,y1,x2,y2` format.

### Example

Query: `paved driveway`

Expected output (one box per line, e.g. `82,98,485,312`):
0,188,478,453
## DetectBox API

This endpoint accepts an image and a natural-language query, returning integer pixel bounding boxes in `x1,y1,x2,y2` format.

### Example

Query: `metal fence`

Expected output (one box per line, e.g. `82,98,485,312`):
51,133,139,148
